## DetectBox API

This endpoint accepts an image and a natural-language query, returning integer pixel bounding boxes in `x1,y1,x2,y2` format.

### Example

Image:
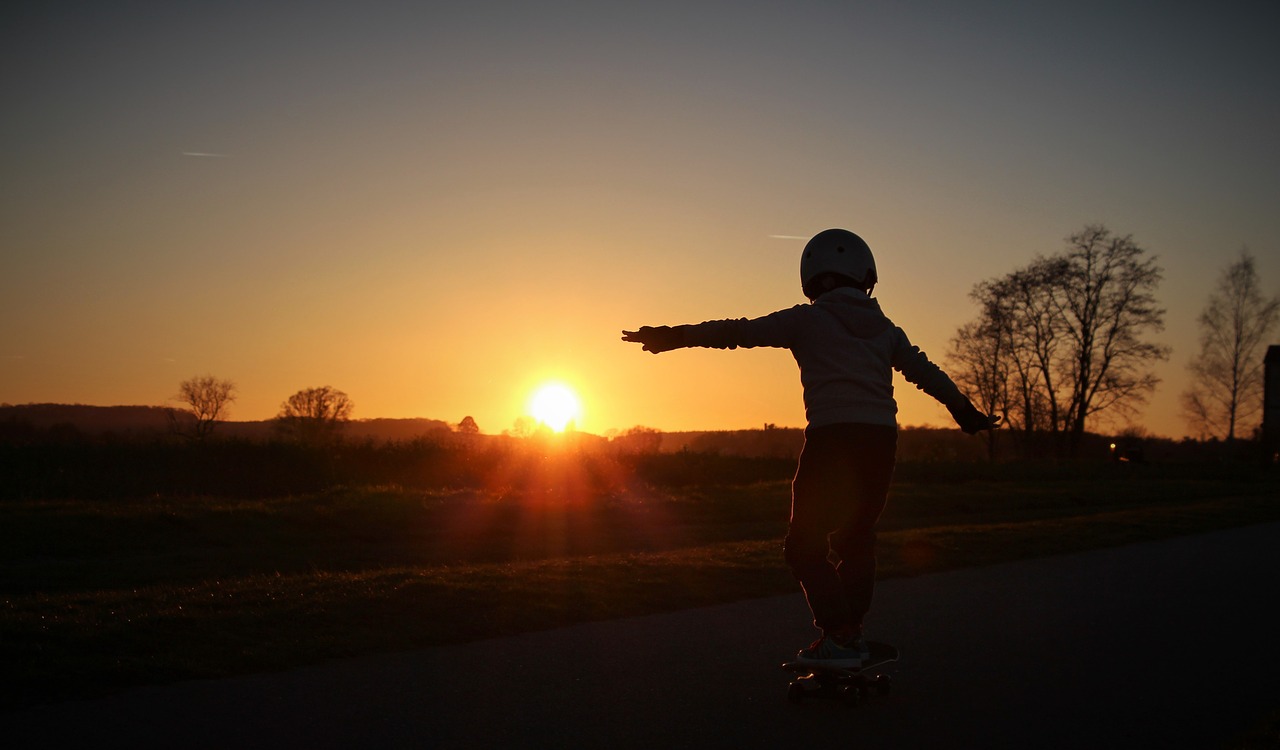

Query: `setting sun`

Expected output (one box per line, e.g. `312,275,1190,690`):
528,382,583,433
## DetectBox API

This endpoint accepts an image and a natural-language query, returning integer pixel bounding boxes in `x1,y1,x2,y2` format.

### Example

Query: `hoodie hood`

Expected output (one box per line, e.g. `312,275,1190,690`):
814,288,895,339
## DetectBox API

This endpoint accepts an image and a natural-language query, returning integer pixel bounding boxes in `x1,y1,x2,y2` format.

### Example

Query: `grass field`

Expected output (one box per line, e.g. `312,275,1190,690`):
2,460,1278,715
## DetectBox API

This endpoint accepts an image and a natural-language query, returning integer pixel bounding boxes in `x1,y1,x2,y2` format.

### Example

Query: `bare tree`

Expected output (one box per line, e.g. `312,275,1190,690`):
274,386,353,444
949,225,1168,457
613,425,663,455
987,268,1061,437
947,296,1010,461
172,375,236,439
457,416,480,434
949,264,1065,458
1051,226,1170,454
1181,249,1280,441
506,416,537,438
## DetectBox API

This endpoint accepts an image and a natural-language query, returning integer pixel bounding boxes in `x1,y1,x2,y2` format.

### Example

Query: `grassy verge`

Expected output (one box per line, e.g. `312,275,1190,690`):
3,474,1279,713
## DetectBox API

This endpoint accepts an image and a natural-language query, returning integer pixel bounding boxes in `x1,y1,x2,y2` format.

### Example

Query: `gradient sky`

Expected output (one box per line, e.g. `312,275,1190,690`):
3,1,1278,438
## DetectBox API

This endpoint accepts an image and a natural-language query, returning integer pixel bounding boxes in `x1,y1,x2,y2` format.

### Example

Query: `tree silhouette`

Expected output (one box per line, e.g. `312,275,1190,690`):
507,416,537,438
172,375,236,440
614,425,662,455
948,225,1168,457
947,309,1009,461
274,386,353,444
1181,250,1279,440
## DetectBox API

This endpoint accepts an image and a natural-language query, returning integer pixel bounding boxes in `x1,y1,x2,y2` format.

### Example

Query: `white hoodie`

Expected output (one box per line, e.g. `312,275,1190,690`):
678,288,966,428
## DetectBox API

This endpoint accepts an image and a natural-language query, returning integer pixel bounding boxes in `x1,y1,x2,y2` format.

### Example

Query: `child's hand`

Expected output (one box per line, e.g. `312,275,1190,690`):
975,413,1003,433
621,326,684,354
948,402,1002,434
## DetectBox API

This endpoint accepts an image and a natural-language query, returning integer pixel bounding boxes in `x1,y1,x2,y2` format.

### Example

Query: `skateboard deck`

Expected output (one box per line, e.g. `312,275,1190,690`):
781,641,898,705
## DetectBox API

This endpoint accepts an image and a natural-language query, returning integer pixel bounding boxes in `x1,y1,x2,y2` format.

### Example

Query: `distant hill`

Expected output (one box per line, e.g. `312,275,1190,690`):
1,404,1173,463
0,404,176,436
0,404,453,443
0,404,999,461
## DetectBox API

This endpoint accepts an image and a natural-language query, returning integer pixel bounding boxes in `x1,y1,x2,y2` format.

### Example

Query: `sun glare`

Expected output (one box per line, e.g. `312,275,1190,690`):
529,382,582,433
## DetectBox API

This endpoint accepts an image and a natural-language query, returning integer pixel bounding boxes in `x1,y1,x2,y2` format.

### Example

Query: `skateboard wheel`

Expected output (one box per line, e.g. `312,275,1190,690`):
840,685,864,706
873,674,892,696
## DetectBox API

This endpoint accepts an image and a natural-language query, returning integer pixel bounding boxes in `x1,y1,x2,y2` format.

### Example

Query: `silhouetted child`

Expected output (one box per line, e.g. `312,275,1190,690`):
622,229,998,667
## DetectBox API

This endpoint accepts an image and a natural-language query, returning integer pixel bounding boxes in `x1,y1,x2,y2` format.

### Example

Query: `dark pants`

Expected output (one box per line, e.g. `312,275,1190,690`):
784,422,897,635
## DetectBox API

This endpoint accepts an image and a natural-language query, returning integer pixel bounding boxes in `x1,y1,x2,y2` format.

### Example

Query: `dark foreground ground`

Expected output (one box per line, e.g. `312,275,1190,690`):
5,522,1279,749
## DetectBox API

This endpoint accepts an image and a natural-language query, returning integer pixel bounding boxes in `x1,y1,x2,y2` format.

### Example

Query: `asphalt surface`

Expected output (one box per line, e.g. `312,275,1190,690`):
6,522,1280,749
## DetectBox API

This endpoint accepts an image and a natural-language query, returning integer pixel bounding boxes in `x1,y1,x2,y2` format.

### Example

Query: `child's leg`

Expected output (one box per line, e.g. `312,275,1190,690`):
829,426,896,633
786,423,897,637
784,424,866,634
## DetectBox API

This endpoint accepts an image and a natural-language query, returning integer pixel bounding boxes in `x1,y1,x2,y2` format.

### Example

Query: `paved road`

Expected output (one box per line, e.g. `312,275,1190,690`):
6,522,1280,749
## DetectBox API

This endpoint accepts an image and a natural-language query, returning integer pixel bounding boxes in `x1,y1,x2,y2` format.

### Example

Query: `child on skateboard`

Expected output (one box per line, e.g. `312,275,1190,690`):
622,229,998,668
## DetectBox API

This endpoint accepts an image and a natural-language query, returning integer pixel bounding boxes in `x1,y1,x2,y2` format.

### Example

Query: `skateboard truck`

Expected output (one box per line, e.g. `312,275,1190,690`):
781,641,898,706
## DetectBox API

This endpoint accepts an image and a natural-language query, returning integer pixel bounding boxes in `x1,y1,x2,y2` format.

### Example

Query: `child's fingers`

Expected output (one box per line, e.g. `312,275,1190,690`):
622,328,655,344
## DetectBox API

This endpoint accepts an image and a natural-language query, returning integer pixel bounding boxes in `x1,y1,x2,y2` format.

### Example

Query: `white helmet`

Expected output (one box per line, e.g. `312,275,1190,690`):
800,229,876,298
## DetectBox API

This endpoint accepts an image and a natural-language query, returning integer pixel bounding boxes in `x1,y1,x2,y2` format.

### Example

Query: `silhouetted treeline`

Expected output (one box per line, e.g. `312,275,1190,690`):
660,426,1115,462
1,415,1269,501
0,403,453,443
0,426,798,501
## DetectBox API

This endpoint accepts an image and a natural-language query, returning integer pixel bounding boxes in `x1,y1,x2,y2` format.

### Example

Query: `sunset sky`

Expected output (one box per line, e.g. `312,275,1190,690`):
3,1,1278,438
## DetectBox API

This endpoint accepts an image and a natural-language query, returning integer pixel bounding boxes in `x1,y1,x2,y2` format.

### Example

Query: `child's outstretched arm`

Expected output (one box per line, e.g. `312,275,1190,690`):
621,326,687,354
890,331,1002,434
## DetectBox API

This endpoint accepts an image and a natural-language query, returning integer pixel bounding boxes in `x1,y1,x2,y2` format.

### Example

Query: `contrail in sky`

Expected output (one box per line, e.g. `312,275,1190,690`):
768,234,809,240
182,151,229,158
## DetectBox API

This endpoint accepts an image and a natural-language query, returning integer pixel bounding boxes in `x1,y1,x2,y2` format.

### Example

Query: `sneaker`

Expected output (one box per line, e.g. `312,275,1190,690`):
795,634,871,669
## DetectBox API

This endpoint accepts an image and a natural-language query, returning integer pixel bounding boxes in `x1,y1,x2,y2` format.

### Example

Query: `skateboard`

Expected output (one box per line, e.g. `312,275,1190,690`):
782,641,898,705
